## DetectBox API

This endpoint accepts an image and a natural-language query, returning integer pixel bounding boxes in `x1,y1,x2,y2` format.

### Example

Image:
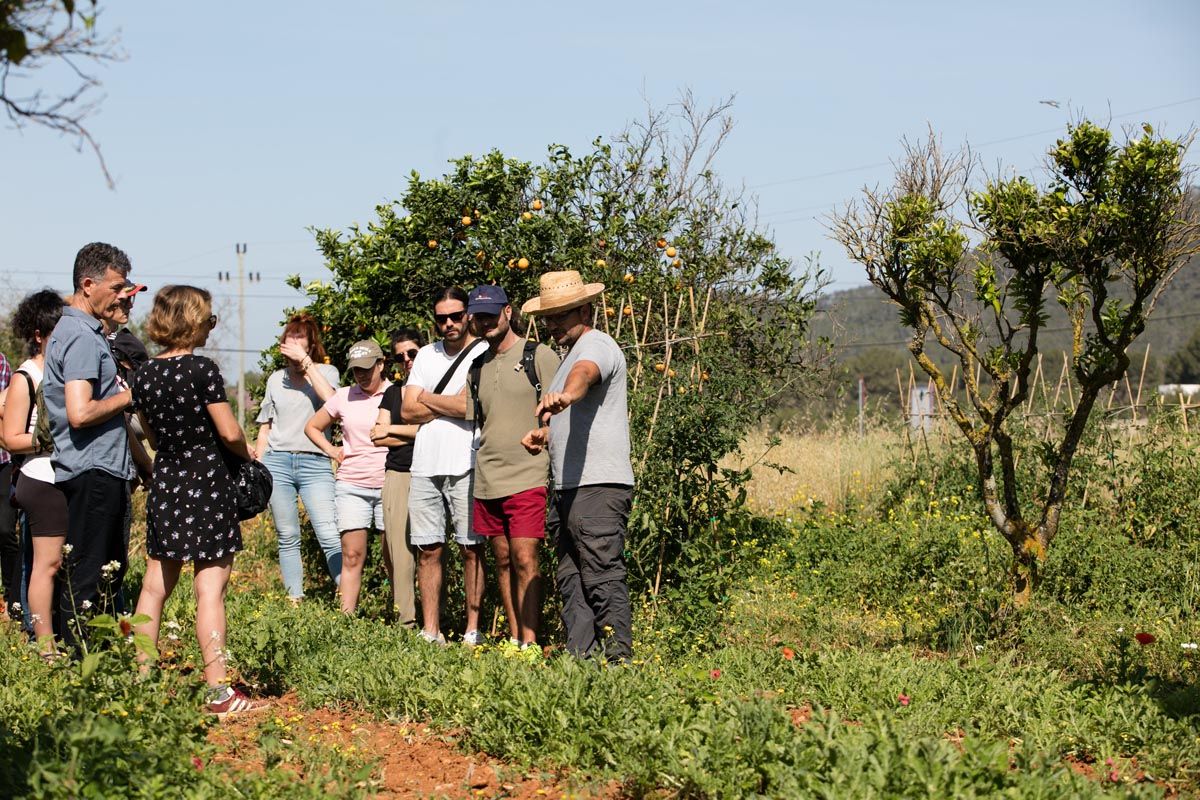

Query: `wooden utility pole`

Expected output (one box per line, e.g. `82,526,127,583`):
218,244,259,430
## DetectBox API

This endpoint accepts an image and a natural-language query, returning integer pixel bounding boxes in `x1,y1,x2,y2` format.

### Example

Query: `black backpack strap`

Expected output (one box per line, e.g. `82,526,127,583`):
432,339,485,396
521,341,541,402
13,370,34,434
467,350,489,430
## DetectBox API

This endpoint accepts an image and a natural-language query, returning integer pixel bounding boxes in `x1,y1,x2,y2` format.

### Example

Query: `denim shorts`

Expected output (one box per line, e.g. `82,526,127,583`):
334,481,384,532
408,473,482,547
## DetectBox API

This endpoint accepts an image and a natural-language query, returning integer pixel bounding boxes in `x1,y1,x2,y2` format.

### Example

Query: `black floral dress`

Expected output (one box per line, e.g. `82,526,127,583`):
133,354,241,561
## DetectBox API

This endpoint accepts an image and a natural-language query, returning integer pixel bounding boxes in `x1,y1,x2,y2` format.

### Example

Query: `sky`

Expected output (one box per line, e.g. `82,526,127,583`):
2,0,1198,377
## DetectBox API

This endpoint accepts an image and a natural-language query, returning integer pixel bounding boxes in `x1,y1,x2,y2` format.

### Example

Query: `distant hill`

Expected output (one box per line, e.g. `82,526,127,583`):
810,252,1200,403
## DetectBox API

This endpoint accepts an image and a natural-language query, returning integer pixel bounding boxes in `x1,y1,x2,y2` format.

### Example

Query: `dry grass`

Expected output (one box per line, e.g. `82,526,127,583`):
727,425,907,515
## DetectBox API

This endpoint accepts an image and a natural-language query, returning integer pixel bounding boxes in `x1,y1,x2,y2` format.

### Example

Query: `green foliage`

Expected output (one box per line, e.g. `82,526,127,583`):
275,101,825,600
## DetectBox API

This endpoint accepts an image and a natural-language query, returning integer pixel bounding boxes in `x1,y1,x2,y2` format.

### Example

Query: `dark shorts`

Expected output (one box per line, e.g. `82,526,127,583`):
473,486,547,539
13,474,68,537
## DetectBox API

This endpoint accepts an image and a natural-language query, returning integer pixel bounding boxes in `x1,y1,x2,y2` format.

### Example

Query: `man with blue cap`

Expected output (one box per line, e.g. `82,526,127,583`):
465,284,559,653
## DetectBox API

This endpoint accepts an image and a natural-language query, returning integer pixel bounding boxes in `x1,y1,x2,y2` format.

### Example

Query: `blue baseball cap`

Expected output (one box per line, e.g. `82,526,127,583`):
467,284,509,315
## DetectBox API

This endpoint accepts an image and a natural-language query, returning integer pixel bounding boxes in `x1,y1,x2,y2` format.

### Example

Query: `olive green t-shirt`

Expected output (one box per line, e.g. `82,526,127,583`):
466,341,560,500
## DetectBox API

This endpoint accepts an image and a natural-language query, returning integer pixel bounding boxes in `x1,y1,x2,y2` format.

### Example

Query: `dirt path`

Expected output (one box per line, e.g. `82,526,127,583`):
208,693,618,798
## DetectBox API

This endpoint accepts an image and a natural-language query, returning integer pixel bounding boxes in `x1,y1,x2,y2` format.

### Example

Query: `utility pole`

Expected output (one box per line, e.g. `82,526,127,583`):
218,244,259,431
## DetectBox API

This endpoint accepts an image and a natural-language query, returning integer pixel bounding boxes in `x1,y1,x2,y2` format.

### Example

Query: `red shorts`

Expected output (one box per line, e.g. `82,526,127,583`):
472,486,548,539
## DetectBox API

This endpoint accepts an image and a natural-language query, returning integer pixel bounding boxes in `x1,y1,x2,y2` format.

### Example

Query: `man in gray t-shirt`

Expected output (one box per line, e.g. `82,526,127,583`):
43,242,136,650
521,270,633,662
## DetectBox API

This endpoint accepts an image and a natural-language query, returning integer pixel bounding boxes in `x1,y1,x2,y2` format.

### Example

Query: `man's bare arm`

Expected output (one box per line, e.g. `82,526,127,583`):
65,379,131,429
418,385,467,420
401,384,436,424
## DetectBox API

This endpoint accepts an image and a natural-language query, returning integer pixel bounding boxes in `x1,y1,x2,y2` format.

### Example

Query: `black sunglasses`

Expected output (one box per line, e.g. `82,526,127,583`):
434,311,466,324
393,348,419,361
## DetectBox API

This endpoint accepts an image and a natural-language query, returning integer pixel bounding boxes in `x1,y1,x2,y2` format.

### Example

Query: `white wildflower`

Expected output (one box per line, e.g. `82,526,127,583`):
975,644,984,653
61,544,73,555
80,600,92,610
1182,642,1198,651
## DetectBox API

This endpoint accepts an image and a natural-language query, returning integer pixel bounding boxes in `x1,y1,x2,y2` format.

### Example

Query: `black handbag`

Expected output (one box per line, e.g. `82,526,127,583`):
228,457,273,521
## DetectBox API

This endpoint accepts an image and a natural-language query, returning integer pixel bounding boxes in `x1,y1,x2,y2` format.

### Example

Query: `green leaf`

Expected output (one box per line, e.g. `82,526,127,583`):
80,652,101,680
132,632,159,660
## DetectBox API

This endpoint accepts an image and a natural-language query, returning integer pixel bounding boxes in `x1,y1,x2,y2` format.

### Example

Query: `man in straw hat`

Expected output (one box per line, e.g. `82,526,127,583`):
521,270,634,662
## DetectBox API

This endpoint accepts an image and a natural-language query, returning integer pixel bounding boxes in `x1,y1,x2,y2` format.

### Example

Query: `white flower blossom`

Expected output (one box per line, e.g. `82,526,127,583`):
1182,642,1199,651
80,600,92,610
975,644,984,653
29,613,42,624
1116,627,1124,634
10,602,20,612
61,544,73,555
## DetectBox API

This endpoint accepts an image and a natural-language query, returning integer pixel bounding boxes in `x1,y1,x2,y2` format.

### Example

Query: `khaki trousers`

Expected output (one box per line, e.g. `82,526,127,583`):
382,470,417,626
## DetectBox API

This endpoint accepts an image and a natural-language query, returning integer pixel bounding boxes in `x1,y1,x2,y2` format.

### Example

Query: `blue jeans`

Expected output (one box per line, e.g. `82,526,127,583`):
261,450,342,598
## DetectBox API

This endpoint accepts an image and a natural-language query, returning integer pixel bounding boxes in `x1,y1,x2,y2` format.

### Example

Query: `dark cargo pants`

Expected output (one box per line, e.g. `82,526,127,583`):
549,484,633,662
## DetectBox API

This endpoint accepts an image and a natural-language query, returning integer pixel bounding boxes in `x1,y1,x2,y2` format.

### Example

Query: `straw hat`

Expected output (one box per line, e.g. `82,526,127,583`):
521,270,606,316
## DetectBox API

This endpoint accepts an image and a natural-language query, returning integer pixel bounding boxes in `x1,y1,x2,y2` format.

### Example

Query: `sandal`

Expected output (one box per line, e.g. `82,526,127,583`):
206,687,269,719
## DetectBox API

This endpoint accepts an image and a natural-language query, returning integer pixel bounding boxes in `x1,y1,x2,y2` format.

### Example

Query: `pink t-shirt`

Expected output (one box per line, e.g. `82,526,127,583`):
323,381,390,489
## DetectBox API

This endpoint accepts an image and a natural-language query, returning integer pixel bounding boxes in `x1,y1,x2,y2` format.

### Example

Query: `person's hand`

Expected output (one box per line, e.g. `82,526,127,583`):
329,446,345,466
535,391,573,424
370,422,388,442
280,340,309,365
521,427,548,455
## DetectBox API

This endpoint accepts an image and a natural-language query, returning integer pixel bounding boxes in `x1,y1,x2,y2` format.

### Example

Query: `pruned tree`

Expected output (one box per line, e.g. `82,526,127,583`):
830,121,1200,604
1,0,122,187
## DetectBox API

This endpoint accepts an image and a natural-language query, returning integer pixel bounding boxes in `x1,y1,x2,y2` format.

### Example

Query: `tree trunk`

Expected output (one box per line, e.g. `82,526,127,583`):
1009,525,1047,607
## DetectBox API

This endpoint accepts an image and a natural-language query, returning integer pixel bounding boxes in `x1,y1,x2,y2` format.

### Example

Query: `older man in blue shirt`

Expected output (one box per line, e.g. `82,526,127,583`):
43,242,136,649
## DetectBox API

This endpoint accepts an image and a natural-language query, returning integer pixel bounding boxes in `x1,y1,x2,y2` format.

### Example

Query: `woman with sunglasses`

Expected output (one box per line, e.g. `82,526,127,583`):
369,328,424,626
253,314,343,602
131,286,263,716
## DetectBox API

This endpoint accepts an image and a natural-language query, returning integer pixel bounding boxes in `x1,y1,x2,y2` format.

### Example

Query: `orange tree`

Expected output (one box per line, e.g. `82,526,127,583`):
274,97,825,599
830,122,1199,605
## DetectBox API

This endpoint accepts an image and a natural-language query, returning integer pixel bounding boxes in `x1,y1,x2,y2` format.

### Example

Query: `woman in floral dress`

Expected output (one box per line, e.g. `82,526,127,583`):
132,285,264,717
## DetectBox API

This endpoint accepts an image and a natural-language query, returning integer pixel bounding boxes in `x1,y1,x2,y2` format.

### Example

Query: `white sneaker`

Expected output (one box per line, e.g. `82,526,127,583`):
462,630,484,647
418,630,446,646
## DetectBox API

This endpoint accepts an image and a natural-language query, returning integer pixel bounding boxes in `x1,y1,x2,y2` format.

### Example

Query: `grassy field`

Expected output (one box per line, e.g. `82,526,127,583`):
1,419,1198,798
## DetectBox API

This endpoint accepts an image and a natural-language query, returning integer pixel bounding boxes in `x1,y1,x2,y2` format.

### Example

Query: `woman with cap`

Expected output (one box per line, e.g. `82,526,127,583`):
305,339,391,614
3,290,66,653
253,314,343,602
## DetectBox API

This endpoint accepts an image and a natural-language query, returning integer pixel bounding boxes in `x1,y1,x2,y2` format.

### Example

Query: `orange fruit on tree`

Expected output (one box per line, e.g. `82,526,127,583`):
622,305,633,316
475,250,486,263
517,257,530,269
622,273,634,284
597,238,607,248
461,216,473,226
605,307,616,317
507,258,516,269
654,363,665,373
596,258,606,268
665,246,677,258
701,371,710,381
656,237,667,249
522,211,533,221
671,258,682,268
667,368,676,378
427,239,438,249
531,199,544,211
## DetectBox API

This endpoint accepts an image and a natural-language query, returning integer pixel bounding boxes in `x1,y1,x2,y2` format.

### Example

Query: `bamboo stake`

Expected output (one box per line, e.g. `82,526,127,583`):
1027,355,1043,413
600,293,610,336
1134,345,1150,412
1180,393,1189,435
1124,374,1137,425
630,297,654,395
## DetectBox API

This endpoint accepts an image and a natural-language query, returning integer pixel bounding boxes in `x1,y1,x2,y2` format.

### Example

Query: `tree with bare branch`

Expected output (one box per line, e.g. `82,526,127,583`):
1,0,122,187
830,121,1200,605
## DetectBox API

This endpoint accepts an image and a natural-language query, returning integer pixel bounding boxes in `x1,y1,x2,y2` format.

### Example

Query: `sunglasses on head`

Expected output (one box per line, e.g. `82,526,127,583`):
434,311,465,324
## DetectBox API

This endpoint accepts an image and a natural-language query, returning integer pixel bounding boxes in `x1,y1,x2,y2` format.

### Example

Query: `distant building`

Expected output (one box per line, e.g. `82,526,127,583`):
1158,384,1200,398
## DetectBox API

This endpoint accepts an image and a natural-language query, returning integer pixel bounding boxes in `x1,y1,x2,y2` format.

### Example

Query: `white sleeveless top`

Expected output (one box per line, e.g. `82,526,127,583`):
16,359,55,484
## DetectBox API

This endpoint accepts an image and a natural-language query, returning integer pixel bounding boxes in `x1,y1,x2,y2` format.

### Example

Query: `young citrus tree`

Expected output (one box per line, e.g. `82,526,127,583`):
830,122,1199,604
277,96,826,596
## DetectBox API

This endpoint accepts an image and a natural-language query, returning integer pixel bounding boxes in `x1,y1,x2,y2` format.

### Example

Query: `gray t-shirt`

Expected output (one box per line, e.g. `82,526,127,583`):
548,328,634,490
44,306,134,482
256,364,341,453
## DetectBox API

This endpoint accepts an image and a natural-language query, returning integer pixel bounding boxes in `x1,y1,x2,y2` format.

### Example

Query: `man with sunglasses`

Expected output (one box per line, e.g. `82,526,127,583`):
401,287,487,645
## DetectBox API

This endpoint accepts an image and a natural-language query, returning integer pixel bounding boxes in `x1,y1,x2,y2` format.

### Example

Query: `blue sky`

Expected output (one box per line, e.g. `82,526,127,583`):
2,0,1197,375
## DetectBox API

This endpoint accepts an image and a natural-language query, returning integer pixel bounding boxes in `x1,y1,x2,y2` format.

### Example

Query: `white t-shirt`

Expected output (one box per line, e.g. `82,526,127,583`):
15,359,55,484
406,339,486,478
